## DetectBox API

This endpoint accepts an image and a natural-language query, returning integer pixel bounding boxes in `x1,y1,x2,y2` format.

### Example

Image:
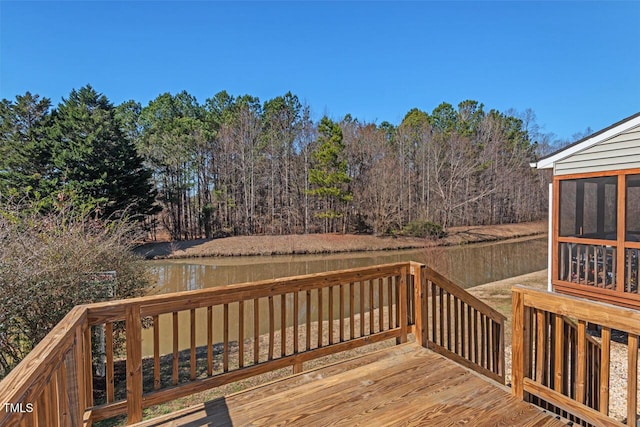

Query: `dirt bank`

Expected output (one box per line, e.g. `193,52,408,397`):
136,221,546,259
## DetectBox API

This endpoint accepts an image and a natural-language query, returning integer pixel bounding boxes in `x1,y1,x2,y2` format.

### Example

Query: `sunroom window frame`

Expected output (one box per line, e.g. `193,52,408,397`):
552,168,640,309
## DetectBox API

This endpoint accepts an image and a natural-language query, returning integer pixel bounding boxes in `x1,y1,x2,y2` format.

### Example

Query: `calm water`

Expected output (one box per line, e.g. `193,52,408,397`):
141,236,547,356
147,235,548,294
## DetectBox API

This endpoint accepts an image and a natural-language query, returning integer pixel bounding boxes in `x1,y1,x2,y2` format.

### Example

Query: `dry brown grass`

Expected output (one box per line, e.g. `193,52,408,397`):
137,221,546,259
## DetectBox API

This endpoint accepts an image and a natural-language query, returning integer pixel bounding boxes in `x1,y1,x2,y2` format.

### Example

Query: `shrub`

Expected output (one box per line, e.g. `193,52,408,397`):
350,213,373,234
398,219,446,239
0,200,152,378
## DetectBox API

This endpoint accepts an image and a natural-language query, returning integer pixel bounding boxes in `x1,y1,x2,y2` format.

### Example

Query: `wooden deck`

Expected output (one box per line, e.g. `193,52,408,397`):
135,343,566,427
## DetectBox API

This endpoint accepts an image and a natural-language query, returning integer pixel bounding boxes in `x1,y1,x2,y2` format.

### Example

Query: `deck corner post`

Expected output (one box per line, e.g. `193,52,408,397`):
125,304,143,424
411,263,427,347
73,318,89,425
512,289,525,399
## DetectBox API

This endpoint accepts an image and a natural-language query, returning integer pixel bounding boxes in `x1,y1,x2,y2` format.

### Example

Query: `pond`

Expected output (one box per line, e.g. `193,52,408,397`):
141,236,547,357
147,235,548,294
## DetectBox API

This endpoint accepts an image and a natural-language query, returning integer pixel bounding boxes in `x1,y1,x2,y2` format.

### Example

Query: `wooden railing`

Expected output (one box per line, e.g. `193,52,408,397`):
0,306,92,427
524,312,603,425
0,261,505,426
420,267,506,384
513,286,640,427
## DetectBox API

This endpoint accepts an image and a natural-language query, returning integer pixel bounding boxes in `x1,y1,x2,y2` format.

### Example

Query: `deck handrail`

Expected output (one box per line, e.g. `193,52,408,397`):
1,261,505,425
512,285,640,427
420,266,506,383
0,305,91,426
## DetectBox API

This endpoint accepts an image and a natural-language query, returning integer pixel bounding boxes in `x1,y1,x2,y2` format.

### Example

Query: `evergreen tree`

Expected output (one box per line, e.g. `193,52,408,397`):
0,92,54,198
48,85,157,218
308,116,352,233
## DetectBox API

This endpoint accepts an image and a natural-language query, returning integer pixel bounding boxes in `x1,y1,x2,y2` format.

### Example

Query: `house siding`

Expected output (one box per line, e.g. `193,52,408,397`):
554,124,640,175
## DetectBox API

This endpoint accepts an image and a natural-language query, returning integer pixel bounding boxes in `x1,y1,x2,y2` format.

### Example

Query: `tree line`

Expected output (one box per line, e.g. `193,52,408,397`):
1,85,554,240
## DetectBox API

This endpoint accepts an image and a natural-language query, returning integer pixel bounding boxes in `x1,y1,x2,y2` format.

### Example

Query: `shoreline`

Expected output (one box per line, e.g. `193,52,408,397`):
135,221,546,259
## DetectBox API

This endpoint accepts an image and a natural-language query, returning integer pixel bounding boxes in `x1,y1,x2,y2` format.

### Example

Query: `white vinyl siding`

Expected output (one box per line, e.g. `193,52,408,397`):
555,124,640,175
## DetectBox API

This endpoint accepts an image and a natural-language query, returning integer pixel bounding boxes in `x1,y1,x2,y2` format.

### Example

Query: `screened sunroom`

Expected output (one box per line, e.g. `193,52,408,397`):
534,112,640,309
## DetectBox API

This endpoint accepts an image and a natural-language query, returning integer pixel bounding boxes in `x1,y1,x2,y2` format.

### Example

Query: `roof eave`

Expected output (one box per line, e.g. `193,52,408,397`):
534,113,640,170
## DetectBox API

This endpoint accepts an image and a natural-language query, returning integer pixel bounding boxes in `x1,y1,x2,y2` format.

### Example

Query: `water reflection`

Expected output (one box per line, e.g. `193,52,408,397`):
147,236,547,293
140,236,547,357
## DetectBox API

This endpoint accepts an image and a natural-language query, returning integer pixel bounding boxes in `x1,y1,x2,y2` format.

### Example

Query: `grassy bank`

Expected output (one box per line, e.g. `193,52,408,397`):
136,221,546,259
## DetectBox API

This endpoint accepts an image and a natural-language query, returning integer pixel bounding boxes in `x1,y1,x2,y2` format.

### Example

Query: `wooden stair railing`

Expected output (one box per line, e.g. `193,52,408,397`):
0,261,505,426
513,286,640,427
419,266,506,384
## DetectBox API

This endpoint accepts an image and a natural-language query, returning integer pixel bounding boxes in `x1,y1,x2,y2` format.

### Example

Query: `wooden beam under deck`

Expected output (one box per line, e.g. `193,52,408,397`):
133,344,566,427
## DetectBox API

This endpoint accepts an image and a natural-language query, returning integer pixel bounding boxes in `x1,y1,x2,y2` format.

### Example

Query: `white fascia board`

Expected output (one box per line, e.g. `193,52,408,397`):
536,115,640,170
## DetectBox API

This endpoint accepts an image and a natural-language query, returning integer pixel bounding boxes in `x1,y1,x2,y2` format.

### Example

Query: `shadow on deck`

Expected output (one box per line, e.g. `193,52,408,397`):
135,343,565,427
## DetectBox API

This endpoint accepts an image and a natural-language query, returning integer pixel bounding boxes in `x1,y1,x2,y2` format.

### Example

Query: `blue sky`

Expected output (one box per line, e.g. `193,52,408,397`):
1,1,639,141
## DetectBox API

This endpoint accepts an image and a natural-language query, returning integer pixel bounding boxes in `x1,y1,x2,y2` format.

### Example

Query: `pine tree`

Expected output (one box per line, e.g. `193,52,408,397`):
308,116,352,233
0,92,54,198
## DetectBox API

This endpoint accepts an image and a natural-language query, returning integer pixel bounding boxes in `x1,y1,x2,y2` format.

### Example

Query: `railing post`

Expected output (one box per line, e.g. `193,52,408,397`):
64,334,85,425
628,333,638,426
498,317,505,380
553,315,564,394
411,263,427,347
576,320,587,404
83,325,94,409
126,305,143,424
512,289,525,399
397,266,408,345
75,321,93,420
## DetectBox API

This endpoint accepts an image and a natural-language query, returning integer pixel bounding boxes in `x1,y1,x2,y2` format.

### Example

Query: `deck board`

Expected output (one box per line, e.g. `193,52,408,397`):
135,344,567,426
